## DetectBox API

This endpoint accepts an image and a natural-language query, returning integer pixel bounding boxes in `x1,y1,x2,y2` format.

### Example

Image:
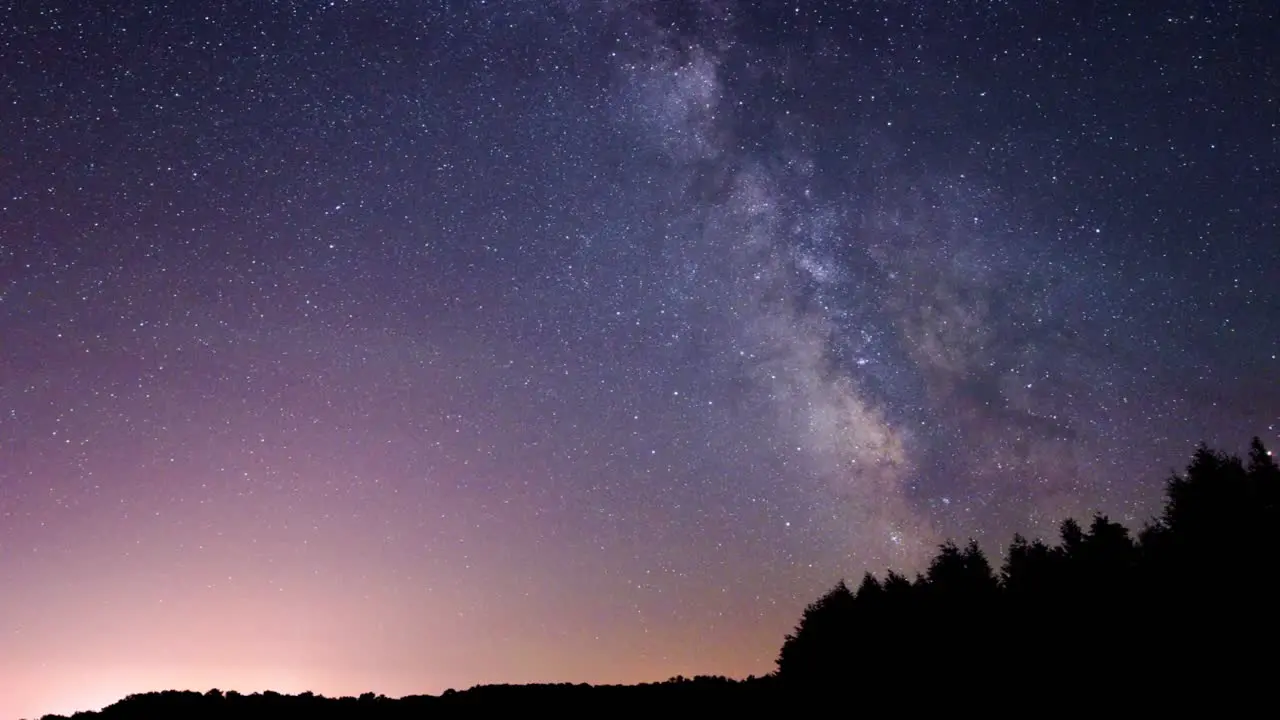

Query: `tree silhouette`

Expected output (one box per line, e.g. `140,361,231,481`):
1000,532,1055,597
924,539,997,599
775,580,857,685
774,436,1280,707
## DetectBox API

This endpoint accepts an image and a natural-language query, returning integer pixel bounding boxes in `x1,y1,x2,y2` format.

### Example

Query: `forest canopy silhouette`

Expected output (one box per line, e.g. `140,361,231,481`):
31,438,1279,718
778,436,1280,701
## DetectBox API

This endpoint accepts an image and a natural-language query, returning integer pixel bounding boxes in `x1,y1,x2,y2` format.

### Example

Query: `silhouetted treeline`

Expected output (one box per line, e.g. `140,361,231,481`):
32,438,1279,718
32,676,783,720
778,437,1280,707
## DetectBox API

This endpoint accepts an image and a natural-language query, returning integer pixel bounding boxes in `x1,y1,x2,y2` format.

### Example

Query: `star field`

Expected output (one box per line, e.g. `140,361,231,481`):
2,1,1278,717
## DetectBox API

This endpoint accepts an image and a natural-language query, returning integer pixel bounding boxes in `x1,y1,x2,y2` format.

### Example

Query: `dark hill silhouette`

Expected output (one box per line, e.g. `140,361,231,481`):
27,437,1279,719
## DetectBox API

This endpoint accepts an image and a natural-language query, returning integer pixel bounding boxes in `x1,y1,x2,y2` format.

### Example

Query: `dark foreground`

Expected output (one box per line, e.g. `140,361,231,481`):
43,679,778,720
31,669,1274,720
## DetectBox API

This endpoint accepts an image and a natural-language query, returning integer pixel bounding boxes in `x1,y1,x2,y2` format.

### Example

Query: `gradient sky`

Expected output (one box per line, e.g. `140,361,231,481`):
2,1,1277,717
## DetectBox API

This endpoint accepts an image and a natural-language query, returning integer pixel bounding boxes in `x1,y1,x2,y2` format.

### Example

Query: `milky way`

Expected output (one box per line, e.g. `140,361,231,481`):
2,1,1277,717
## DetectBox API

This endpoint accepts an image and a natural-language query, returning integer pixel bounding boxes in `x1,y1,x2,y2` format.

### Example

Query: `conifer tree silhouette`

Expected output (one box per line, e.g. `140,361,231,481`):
775,580,857,685
776,436,1280,708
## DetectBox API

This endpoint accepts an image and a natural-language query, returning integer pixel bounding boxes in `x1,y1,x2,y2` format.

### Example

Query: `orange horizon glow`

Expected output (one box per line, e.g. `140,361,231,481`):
0,487,799,720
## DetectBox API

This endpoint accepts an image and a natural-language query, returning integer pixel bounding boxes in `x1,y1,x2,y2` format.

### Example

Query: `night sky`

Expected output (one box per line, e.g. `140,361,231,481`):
2,1,1277,716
